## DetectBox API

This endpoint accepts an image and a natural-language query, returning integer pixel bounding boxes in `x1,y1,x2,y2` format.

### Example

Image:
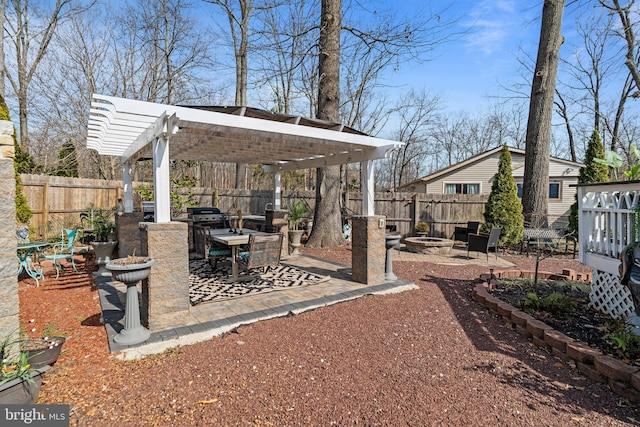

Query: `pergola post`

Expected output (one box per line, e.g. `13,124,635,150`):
361,159,375,216
122,161,134,213
351,159,385,284
273,170,282,210
153,136,171,223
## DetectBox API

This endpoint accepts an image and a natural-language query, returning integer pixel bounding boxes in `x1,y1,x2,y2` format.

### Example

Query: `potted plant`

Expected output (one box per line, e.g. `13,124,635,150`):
0,333,50,404
287,200,309,255
88,207,118,277
415,221,430,237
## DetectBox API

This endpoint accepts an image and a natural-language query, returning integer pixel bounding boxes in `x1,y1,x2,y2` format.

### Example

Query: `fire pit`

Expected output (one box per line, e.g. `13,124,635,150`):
404,237,454,255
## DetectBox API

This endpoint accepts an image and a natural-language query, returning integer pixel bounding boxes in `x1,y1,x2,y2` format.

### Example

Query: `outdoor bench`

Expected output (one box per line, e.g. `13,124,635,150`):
521,227,576,258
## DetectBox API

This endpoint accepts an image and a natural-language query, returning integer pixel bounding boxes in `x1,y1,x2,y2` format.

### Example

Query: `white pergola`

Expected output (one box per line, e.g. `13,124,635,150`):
87,94,403,222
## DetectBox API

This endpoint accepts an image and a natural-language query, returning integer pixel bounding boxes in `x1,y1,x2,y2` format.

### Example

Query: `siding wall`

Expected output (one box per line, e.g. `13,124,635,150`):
407,152,579,228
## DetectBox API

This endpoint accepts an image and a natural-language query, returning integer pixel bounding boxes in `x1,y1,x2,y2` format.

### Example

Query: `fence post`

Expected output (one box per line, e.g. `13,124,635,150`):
42,176,50,226
411,194,419,235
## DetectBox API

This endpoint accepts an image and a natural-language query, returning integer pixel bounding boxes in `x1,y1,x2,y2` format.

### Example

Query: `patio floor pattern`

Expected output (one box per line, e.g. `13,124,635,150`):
98,246,514,359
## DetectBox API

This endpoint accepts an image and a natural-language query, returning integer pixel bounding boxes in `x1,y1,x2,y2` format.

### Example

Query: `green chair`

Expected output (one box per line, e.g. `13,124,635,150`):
43,228,80,279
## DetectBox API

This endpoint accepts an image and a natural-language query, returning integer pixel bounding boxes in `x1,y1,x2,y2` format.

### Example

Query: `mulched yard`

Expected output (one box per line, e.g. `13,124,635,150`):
17,247,640,426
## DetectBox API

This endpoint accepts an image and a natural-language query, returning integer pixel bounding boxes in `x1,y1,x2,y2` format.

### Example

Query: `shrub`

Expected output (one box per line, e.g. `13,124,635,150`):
482,145,524,246
415,221,430,233
568,129,608,236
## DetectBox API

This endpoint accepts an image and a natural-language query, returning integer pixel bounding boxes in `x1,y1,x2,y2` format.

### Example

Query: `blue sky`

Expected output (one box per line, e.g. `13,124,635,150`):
386,0,543,113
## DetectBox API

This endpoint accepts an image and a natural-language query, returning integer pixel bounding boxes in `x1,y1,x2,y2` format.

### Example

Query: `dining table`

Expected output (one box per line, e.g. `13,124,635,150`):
17,241,50,286
207,228,269,282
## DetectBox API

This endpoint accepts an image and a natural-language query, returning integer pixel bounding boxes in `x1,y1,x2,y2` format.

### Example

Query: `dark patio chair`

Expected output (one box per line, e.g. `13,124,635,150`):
238,233,284,275
198,225,232,269
454,221,481,243
467,227,501,260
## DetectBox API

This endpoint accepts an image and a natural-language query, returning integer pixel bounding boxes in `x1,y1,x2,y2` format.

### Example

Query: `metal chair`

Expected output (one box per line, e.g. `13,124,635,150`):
454,221,481,243
467,227,501,260
238,233,284,275
43,228,80,279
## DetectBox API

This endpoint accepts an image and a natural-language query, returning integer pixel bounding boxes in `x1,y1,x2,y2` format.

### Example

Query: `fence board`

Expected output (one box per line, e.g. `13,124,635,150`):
21,175,498,239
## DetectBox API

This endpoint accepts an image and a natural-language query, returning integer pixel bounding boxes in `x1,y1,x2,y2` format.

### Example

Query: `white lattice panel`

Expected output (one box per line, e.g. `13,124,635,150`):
589,269,635,319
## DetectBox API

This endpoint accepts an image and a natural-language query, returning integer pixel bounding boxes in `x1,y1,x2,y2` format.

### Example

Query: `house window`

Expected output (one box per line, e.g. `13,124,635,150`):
444,183,480,195
516,182,561,201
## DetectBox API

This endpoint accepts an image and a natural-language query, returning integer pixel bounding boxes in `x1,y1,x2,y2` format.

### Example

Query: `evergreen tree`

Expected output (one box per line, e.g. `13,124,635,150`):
568,129,609,235
55,140,79,177
482,145,524,246
0,95,32,224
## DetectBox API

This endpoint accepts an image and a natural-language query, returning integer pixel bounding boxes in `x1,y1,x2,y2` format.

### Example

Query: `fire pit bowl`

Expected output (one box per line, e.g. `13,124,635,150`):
404,237,454,255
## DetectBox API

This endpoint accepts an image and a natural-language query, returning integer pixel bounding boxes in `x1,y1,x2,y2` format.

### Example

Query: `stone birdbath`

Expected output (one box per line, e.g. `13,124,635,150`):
106,256,155,345
385,234,401,281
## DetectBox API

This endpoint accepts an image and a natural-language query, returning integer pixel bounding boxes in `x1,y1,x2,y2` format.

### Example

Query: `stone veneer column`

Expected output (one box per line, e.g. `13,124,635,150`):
351,216,386,284
115,212,144,258
139,221,190,332
0,131,18,338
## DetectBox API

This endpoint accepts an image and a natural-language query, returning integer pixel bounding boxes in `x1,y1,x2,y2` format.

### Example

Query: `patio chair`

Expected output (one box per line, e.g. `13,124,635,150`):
467,227,501,260
198,225,232,269
454,221,481,243
238,233,284,275
43,228,80,279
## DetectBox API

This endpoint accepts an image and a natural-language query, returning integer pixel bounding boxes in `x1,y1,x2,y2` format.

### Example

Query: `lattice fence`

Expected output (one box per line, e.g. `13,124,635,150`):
589,269,635,319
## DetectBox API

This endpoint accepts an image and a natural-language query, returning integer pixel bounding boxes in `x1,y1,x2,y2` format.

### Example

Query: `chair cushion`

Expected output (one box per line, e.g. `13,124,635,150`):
238,251,249,263
208,247,231,257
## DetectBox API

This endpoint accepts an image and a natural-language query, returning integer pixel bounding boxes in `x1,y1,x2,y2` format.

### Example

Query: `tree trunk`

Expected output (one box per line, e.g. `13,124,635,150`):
522,0,565,225
306,0,343,248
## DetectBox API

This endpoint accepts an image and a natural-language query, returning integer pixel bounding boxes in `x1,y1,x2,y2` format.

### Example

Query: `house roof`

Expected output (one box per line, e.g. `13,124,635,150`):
86,94,403,172
395,146,584,191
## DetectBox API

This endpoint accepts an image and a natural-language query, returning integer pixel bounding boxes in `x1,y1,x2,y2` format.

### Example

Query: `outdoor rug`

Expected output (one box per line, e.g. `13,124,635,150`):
189,259,331,305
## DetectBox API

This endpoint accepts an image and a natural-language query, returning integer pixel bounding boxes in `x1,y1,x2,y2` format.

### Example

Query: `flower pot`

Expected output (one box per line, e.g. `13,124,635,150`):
0,365,49,404
288,230,304,255
91,241,118,277
23,336,66,369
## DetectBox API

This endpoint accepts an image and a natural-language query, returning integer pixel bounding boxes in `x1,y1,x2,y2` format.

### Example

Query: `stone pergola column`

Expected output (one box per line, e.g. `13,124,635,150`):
0,121,19,338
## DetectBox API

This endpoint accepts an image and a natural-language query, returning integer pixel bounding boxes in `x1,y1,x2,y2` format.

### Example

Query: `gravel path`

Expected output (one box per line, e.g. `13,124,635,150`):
20,248,640,426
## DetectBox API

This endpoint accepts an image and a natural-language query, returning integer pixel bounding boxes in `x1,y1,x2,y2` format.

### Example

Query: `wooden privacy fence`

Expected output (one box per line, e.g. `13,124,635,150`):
20,175,491,239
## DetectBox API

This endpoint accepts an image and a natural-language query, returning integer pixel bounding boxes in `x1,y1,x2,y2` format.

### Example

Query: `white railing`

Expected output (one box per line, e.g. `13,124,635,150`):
577,181,640,320
577,181,640,264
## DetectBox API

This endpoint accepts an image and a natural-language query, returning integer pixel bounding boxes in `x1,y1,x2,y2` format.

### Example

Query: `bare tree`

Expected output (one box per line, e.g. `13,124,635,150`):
522,0,565,224
306,0,343,248
381,89,441,189
28,1,217,179
4,0,91,150
205,0,270,189
599,0,640,94
0,0,7,98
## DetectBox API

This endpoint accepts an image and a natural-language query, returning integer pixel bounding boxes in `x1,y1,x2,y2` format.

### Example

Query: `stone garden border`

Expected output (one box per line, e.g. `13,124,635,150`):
472,268,640,403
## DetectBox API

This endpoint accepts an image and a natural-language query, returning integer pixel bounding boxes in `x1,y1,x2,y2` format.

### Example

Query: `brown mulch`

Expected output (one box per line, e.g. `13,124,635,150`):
18,248,640,426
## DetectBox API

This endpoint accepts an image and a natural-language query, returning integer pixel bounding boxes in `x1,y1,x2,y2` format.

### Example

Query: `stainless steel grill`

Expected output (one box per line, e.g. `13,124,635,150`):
187,207,229,228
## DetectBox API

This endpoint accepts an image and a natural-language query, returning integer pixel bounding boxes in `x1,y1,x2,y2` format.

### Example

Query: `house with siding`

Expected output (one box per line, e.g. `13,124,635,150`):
395,146,584,228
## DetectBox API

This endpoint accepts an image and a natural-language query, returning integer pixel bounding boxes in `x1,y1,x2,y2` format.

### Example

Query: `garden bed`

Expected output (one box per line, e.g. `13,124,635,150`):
488,277,639,367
